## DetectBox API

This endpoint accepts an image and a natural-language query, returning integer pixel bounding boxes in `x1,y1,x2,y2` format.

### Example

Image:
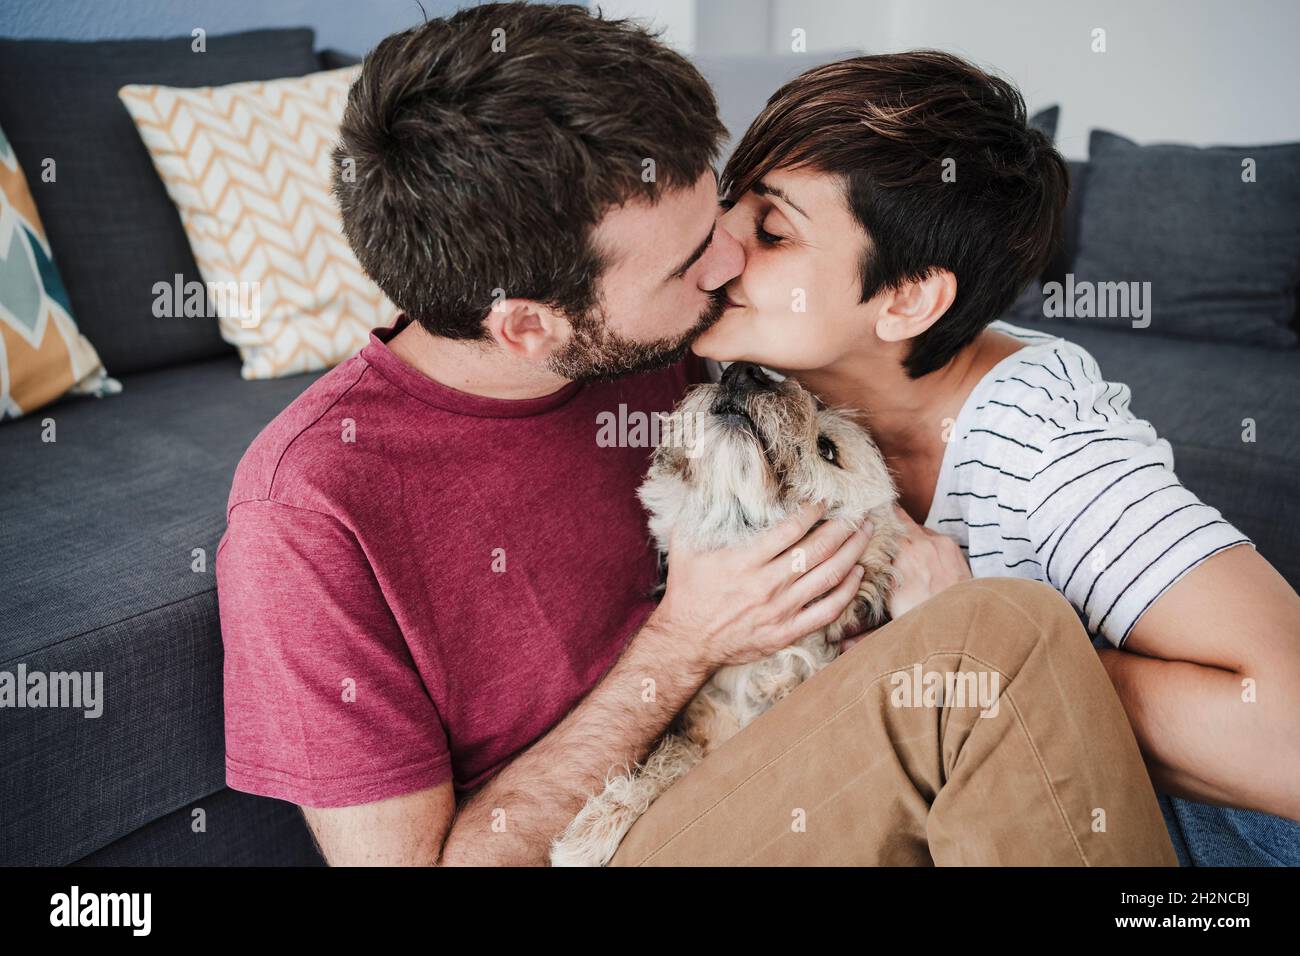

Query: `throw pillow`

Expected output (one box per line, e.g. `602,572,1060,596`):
1067,129,1300,347
0,29,324,375
119,67,398,379
1,122,118,421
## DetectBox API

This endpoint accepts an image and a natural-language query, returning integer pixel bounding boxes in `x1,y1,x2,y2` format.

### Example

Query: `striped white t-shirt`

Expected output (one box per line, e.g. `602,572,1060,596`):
925,321,1252,648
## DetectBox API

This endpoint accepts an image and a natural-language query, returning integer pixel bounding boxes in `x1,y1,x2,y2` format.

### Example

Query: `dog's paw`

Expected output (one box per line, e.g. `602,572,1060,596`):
549,834,614,868
549,806,632,867
550,777,649,868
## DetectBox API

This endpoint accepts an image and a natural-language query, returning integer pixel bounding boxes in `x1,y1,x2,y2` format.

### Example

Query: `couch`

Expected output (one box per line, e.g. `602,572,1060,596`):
1,33,1296,867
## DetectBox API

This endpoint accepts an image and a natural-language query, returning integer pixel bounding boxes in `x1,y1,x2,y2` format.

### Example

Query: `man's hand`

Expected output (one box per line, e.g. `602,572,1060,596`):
842,505,971,652
652,500,873,669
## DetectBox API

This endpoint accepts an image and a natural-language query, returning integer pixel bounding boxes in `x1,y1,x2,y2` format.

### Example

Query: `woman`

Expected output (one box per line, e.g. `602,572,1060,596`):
692,51,1300,865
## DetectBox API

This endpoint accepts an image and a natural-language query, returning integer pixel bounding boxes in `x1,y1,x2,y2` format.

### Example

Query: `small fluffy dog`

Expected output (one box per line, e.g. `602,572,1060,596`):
550,361,902,867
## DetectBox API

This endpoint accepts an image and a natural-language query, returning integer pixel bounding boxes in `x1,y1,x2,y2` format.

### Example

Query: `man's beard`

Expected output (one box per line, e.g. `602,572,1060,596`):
546,288,729,384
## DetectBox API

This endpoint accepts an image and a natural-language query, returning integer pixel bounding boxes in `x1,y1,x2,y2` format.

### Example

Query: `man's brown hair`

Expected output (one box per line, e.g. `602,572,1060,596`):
722,50,1069,377
334,2,726,339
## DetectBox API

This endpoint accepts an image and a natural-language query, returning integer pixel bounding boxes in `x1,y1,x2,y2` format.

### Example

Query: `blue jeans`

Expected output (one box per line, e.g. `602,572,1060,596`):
1160,794,1300,866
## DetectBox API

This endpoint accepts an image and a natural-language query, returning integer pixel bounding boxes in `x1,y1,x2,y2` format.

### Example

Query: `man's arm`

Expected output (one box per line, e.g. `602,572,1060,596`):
302,781,456,866
1097,544,1300,821
301,503,873,865
302,622,702,866
437,616,713,864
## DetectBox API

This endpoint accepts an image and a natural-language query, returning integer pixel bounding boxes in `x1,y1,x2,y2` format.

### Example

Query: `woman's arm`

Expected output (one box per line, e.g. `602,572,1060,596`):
1099,544,1300,821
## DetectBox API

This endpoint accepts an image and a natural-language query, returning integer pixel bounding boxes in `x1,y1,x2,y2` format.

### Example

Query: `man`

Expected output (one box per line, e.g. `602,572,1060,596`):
216,3,1175,866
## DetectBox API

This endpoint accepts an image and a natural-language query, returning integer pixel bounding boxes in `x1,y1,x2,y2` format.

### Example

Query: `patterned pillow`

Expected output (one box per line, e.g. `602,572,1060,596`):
1,123,118,421
118,67,398,380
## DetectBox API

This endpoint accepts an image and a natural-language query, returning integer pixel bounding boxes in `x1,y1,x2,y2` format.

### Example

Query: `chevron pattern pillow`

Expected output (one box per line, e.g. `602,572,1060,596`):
119,67,398,380
1,122,119,421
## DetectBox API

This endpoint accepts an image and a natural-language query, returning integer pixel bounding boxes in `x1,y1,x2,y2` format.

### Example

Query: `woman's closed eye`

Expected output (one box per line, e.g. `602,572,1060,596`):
753,217,785,246
718,196,785,246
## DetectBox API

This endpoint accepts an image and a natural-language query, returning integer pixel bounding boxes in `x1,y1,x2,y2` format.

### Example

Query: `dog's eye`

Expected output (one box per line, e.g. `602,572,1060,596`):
817,435,839,465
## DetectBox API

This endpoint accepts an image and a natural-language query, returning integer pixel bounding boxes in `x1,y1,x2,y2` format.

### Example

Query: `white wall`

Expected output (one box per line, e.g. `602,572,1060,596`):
590,0,696,52
768,0,1300,159
601,0,1300,160
696,0,770,57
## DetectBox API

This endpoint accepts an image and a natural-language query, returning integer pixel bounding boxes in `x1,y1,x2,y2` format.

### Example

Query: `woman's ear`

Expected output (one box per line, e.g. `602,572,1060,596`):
874,269,957,344
482,298,571,362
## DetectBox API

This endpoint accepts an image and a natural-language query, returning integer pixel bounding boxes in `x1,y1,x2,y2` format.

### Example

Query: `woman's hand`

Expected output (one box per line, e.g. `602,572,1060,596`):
842,505,971,651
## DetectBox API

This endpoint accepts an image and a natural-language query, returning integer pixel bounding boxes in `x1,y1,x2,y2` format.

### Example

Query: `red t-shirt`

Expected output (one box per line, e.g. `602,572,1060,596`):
216,316,700,807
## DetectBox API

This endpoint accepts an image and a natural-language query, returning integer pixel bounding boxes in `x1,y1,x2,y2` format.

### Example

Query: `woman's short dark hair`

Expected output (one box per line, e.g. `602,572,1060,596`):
722,51,1069,377
334,2,725,339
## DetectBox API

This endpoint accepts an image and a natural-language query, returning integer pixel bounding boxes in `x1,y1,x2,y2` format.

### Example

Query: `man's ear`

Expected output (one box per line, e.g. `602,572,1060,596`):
874,269,957,344
482,298,571,362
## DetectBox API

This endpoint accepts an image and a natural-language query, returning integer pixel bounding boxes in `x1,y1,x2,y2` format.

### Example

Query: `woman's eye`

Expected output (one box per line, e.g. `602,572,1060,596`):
754,219,784,246
718,198,736,211
817,435,839,465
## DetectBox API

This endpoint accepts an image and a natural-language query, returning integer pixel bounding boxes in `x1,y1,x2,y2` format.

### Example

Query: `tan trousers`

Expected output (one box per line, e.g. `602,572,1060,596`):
609,578,1178,866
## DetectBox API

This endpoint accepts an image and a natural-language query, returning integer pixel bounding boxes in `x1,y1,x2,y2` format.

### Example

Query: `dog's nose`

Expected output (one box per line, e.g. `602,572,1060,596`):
721,362,777,395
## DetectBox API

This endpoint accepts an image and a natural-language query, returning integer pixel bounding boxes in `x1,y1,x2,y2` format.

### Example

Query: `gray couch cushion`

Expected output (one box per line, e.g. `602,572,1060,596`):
74,786,322,866
1030,104,1059,141
318,48,362,70
0,356,322,864
1068,130,1300,348
1021,319,1300,591
0,29,324,376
